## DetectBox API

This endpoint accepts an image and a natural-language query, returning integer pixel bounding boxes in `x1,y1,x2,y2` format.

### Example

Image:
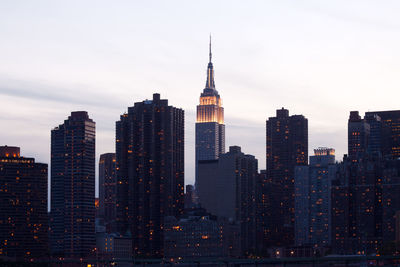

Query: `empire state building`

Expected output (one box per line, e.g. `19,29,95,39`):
195,38,225,170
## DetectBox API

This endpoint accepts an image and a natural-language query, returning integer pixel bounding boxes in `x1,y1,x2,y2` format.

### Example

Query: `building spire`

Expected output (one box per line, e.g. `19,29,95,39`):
205,35,215,89
209,34,212,63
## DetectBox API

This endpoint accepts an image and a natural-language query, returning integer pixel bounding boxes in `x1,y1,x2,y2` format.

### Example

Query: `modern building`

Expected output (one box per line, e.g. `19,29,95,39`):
197,146,258,256
265,108,308,247
0,146,48,261
99,153,116,233
115,93,184,257
50,111,96,258
195,38,225,191
294,148,336,247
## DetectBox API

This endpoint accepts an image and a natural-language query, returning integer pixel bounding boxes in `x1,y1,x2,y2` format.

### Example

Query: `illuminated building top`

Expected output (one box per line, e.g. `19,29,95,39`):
314,147,335,156
196,36,224,124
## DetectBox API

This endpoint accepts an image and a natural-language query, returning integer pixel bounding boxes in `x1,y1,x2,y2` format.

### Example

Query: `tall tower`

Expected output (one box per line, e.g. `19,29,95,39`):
115,93,184,257
265,108,308,247
50,111,96,258
195,37,225,186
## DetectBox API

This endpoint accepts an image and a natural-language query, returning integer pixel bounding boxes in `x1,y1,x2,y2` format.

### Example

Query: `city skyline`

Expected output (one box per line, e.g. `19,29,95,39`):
2,1,400,187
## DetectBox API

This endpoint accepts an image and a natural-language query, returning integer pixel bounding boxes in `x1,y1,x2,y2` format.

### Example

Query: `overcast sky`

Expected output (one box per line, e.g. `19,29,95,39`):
1,1,400,189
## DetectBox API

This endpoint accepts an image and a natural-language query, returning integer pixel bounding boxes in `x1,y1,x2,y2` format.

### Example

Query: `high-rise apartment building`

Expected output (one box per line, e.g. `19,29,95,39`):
50,111,96,258
195,38,225,189
99,153,116,233
115,93,184,257
0,146,48,260
294,148,336,247
265,108,308,247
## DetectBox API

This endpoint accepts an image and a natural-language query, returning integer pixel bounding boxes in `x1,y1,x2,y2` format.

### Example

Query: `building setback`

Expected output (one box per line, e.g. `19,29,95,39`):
195,38,225,197
99,153,116,233
0,146,48,261
50,111,96,258
115,93,184,257
265,108,308,247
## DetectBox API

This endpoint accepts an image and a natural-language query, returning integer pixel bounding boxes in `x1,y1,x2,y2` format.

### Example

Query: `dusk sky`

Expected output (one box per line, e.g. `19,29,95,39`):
1,1,400,189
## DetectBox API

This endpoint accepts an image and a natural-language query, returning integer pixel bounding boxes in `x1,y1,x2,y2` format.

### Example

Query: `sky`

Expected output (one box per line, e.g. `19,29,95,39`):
1,0,400,190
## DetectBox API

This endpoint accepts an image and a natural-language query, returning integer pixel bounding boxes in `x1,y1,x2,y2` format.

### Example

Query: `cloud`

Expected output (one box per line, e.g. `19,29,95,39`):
0,75,124,109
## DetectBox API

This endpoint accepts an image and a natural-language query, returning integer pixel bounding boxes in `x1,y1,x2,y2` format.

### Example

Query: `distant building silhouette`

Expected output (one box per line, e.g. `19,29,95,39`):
195,37,225,195
0,146,48,261
265,108,308,247
197,146,258,256
115,93,184,257
295,148,336,247
50,111,96,258
99,153,116,233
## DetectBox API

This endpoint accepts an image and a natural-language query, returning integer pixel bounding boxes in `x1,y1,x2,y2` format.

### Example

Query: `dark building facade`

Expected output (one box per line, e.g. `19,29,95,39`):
116,93,184,257
99,153,116,233
331,156,400,254
348,111,370,161
184,185,198,209
50,111,96,258
265,108,308,247
294,148,336,247
348,110,400,160
365,110,400,159
164,208,241,259
0,146,48,261
197,146,258,256
164,208,224,259
195,39,225,193
331,110,400,255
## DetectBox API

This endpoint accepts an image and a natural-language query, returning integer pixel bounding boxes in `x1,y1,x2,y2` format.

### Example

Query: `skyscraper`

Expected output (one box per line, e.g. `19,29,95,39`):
99,153,116,233
294,147,336,247
116,93,184,257
265,108,308,247
195,37,225,189
50,111,96,258
0,146,48,261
